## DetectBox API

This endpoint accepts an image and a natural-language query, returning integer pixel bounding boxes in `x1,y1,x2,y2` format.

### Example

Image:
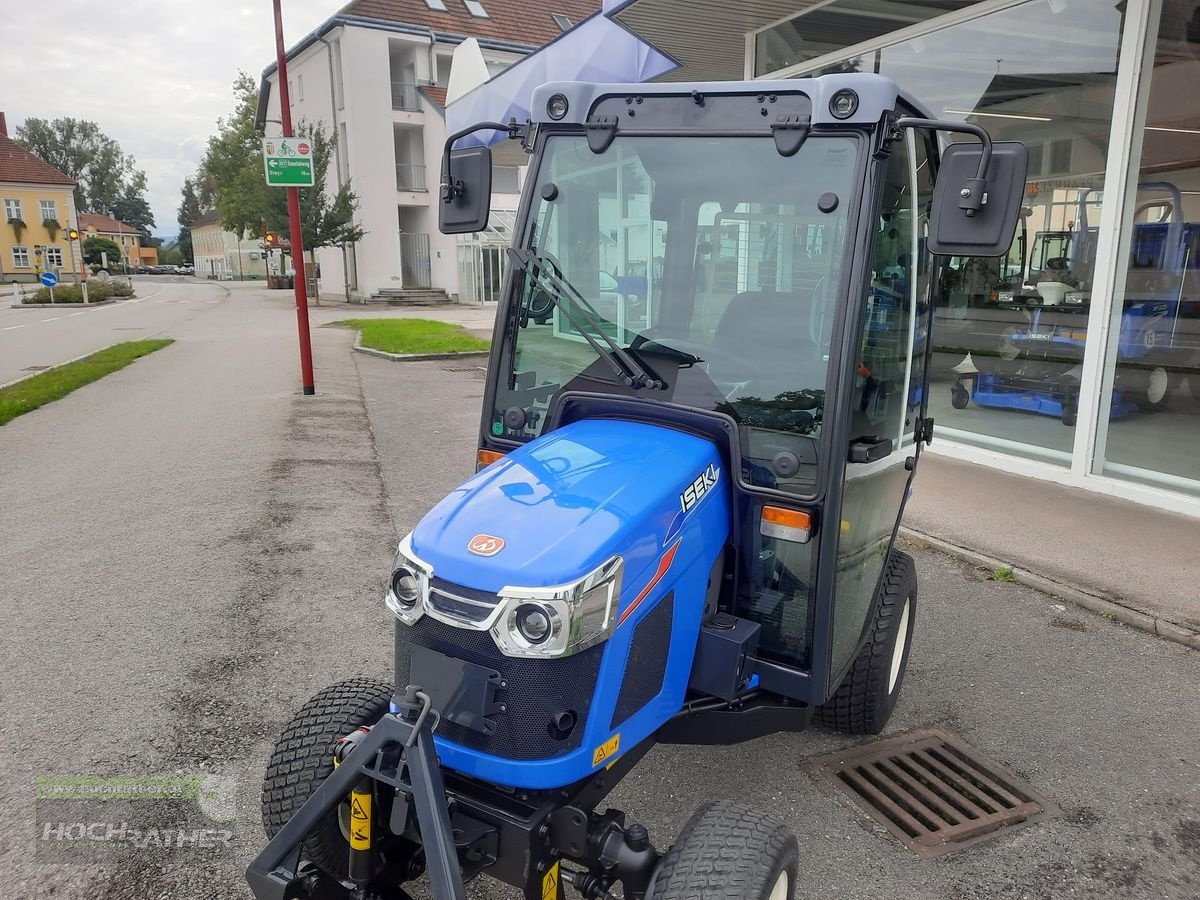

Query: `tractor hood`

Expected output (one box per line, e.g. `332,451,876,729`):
410,419,723,593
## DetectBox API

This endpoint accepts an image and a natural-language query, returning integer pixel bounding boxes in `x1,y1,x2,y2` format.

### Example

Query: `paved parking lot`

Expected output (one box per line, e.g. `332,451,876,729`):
1,295,1195,898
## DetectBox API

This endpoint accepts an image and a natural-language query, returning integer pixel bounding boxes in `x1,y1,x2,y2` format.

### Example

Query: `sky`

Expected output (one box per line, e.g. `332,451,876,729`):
0,1,336,238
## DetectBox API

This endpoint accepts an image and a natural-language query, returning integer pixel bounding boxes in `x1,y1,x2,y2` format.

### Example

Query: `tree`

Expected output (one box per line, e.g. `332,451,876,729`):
200,73,270,238
262,120,365,300
176,176,204,261
15,118,153,223
83,236,122,269
158,243,185,266
111,170,157,244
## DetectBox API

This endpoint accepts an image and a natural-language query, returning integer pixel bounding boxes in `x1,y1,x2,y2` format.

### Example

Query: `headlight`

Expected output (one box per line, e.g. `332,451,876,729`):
385,533,430,625
492,556,623,659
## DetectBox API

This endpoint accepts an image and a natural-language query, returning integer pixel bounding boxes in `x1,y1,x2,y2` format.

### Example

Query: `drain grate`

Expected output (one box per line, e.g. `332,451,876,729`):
813,728,1059,858
22,365,51,372
442,366,486,374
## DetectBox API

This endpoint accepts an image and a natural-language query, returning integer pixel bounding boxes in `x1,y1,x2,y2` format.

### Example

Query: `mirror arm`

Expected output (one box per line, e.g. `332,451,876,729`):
440,119,528,203
896,116,993,217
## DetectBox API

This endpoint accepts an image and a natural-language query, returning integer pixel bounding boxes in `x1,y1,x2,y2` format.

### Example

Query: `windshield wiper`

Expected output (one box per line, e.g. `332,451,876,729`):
507,247,664,390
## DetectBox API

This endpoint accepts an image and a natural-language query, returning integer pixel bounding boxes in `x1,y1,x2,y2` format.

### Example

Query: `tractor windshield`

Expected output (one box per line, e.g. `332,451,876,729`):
494,133,860,495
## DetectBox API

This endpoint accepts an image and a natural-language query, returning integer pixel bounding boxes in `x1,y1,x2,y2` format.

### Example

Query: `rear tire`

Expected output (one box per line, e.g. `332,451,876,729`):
818,551,917,735
1119,366,1171,411
261,677,393,878
651,801,798,900
951,384,970,409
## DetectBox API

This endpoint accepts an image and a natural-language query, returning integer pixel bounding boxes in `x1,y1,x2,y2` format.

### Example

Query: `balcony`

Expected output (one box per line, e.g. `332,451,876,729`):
396,164,428,192
391,82,421,112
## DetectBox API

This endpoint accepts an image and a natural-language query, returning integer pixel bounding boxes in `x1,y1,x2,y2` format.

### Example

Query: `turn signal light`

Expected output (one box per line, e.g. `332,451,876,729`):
760,506,813,543
476,448,505,470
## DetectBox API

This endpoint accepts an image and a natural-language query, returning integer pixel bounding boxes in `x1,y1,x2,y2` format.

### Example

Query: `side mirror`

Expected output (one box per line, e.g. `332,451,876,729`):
928,141,1028,257
439,146,492,235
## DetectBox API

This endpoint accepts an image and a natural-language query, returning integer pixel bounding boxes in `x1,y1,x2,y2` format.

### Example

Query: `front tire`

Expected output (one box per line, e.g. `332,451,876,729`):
818,551,917,735
651,801,798,900
261,677,393,878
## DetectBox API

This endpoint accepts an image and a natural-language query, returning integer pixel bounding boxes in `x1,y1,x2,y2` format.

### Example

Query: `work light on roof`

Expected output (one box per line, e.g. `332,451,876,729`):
546,93,570,120
829,89,859,120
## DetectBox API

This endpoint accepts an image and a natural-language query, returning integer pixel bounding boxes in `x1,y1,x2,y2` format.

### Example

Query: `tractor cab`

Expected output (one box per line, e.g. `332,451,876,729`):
248,74,1026,900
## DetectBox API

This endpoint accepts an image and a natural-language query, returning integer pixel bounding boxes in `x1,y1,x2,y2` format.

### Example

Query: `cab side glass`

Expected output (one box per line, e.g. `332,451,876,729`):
928,141,1028,257
439,146,492,234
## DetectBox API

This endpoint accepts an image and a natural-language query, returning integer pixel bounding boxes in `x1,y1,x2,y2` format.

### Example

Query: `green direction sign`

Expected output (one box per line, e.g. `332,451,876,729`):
262,138,314,187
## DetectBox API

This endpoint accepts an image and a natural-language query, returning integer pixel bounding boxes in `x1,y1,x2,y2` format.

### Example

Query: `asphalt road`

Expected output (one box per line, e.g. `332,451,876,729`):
0,292,1195,898
0,277,230,386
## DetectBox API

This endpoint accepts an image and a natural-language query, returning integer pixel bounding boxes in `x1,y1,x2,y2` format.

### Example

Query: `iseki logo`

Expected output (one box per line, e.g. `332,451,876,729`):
679,464,719,514
468,534,506,557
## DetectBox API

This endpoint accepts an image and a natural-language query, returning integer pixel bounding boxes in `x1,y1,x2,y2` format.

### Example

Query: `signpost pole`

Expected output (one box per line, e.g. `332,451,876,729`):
272,0,316,396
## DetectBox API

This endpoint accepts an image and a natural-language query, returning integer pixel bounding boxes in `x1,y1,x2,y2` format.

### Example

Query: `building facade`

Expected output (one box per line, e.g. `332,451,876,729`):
256,0,597,302
192,212,271,281
457,0,1200,515
78,213,156,270
0,112,83,283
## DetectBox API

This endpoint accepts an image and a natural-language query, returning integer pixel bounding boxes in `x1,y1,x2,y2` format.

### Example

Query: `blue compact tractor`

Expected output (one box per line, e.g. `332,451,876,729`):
248,74,1026,900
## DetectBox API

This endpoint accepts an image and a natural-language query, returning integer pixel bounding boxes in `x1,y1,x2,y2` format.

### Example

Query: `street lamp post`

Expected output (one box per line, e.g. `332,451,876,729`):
272,0,316,396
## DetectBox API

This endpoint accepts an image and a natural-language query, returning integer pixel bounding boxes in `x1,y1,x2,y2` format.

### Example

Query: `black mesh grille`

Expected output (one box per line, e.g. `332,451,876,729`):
426,577,501,625
610,592,674,730
395,617,603,760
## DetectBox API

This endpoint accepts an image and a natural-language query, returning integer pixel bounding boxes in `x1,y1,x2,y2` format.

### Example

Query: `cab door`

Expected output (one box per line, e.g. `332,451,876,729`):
829,129,933,682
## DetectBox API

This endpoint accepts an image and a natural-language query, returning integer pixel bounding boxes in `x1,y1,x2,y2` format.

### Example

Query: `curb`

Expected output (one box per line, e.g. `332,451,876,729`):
10,299,116,309
351,332,490,363
900,526,1200,651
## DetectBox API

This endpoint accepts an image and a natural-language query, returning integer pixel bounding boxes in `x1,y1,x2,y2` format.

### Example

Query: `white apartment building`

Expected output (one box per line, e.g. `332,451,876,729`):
257,0,597,302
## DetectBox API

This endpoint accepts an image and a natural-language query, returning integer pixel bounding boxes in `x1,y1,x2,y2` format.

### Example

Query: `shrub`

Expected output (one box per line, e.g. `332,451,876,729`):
24,280,135,304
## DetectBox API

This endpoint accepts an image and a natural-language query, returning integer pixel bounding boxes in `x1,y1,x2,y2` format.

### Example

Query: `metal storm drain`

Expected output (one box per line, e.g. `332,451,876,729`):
813,728,1059,858
22,366,51,372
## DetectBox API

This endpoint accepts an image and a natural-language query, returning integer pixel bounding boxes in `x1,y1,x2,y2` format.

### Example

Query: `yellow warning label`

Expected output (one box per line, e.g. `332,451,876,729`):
349,791,372,850
592,733,620,767
542,861,561,900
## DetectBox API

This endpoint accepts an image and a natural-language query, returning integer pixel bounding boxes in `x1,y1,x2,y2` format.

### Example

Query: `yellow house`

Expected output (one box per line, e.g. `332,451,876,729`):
79,212,157,270
0,111,83,283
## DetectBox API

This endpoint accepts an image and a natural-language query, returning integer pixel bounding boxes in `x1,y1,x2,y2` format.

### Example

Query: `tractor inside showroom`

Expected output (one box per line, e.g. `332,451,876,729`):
247,73,1026,900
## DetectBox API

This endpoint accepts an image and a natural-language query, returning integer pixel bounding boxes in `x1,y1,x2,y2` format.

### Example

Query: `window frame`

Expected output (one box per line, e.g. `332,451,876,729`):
39,199,57,222
4,198,22,221
12,245,30,268
463,0,489,18
43,245,64,269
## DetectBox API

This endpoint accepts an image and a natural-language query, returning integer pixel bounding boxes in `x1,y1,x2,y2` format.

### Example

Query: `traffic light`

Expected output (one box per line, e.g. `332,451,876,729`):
67,228,79,241
264,232,279,248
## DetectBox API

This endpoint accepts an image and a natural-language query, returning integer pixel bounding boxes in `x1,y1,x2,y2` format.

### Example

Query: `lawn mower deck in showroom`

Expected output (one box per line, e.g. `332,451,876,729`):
247,74,1026,900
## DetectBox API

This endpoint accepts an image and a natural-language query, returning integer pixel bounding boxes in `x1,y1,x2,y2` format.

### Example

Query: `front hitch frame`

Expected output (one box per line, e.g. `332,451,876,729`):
246,686,466,900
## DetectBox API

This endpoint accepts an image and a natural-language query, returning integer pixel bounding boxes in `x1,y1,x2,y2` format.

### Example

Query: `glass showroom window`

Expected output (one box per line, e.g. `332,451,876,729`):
797,0,1126,465
1096,0,1200,497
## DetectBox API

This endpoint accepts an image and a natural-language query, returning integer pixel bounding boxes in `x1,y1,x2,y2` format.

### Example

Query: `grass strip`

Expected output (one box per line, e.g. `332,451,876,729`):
0,340,173,426
335,318,489,355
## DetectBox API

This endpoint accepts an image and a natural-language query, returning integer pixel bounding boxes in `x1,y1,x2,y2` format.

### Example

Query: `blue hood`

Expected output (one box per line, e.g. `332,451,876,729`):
411,420,723,592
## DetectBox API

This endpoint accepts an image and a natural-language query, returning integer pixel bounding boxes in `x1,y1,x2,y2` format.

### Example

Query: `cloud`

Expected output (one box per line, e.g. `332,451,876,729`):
1,0,332,237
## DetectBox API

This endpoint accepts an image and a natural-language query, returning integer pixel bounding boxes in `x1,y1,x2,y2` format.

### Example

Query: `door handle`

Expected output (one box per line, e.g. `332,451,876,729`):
847,435,893,464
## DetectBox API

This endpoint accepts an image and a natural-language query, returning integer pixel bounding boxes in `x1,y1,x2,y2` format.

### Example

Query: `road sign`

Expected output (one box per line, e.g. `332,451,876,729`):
41,271,58,288
262,138,315,187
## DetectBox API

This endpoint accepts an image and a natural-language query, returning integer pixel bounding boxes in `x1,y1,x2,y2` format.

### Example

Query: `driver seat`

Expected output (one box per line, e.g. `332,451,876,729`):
710,290,827,399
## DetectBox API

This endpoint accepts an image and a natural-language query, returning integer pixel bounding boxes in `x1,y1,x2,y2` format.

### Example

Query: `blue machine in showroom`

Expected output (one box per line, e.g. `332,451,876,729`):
248,73,1027,900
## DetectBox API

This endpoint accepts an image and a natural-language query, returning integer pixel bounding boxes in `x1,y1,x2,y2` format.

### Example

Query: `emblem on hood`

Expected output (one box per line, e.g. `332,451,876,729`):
468,534,506,557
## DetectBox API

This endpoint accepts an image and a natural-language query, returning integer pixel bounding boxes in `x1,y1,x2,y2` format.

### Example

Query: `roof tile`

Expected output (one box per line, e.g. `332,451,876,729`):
342,0,598,47
0,134,76,187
